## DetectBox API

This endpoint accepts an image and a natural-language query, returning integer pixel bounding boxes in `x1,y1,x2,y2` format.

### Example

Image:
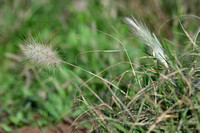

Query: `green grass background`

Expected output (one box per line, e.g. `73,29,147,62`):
0,0,200,132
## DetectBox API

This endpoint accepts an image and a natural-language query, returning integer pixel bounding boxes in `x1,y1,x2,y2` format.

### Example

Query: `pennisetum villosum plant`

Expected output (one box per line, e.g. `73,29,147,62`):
20,15,200,132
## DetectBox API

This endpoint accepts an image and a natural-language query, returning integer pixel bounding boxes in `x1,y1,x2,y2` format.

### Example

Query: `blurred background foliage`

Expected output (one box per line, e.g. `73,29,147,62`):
0,0,199,131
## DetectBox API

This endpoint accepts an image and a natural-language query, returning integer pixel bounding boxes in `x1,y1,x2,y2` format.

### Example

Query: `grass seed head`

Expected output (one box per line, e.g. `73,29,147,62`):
125,16,171,68
21,43,61,66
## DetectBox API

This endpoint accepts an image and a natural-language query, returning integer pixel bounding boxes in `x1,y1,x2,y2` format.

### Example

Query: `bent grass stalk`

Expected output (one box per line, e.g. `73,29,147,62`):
21,42,136,124
61,60,136,121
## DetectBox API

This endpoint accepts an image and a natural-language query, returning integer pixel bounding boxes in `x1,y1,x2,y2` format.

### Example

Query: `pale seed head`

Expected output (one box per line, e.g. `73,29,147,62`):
20,43,61,66
125,16,172,68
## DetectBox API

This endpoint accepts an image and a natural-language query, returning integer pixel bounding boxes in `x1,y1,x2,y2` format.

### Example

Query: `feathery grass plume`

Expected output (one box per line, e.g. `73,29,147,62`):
20,43,61,66
125,16,171,68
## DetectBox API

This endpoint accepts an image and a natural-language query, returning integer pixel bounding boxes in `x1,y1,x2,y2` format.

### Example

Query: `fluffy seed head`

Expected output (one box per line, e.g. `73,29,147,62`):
21,43,61,66
125,16,171,68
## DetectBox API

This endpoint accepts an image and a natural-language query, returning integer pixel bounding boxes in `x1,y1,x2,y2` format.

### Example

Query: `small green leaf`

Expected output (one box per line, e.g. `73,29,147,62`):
1,124,12,132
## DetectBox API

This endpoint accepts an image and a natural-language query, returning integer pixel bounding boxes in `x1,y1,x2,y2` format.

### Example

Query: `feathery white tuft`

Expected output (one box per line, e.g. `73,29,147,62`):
125,17,171,68
21,43,61,66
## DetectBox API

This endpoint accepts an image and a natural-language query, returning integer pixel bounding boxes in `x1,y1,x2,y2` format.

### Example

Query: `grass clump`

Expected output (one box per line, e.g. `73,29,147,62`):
19,16,200,132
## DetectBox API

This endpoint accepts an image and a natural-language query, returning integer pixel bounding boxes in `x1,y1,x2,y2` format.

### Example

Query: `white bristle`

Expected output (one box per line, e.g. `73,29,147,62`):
21,43,61,66
125,16,171,68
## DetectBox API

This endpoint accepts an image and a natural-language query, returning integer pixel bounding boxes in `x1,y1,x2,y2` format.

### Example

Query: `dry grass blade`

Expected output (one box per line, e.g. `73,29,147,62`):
179,20,197,48
147,101,182,133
